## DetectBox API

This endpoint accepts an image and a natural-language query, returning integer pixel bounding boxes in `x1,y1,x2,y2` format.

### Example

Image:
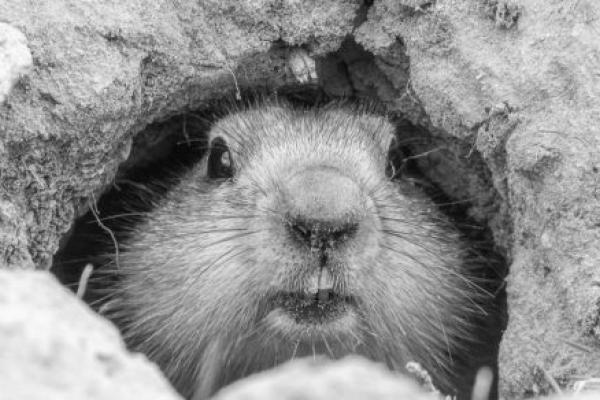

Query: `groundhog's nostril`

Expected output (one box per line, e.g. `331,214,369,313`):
283,167,364,248
287,216,360,249
288,217,312,244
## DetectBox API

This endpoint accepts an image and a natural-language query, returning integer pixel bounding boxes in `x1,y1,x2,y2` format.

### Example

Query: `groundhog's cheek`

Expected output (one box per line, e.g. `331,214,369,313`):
341,215,381,264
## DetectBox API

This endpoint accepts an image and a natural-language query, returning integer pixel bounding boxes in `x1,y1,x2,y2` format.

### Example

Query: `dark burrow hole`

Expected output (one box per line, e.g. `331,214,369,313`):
51,85,507,399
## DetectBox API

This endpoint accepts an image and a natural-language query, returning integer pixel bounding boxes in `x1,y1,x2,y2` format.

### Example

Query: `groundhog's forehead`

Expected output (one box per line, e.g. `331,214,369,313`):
209,105,395,155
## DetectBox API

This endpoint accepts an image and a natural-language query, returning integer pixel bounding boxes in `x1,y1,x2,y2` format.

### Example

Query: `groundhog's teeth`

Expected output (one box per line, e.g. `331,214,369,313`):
306,268,334,301
307,273,319,296
318,267,334,290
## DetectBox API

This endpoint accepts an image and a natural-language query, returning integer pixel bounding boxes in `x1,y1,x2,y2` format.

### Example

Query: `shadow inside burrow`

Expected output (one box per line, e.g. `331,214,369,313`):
51,86,335,290
50,85,507,400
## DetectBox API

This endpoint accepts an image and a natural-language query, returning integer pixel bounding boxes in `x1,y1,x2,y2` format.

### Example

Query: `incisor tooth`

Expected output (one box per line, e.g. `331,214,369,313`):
318,268,333,290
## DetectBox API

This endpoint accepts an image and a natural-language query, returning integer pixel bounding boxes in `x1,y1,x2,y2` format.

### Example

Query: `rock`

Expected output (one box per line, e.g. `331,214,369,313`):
355,0,600,396
0,268,597,399
0,22,32,104
0,0,361,269
214,358,600,400
0,269,181,400
212,357,438,400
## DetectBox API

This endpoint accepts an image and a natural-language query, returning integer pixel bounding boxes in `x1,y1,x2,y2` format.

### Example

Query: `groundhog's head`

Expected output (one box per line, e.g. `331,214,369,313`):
105,104,491,399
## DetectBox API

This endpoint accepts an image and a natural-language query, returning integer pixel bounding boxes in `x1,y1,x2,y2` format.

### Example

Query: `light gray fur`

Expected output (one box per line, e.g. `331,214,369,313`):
101,104,490,399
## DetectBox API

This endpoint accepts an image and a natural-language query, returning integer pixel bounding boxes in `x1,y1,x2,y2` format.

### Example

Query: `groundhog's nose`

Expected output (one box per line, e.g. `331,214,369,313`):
284,167,364,248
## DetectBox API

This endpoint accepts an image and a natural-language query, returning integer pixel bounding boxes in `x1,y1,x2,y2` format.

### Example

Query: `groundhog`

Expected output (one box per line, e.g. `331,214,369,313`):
89,103,504,400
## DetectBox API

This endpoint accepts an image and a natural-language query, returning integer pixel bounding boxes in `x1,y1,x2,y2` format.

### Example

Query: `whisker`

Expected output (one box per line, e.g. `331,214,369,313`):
321,334,334,359
380,244,490,316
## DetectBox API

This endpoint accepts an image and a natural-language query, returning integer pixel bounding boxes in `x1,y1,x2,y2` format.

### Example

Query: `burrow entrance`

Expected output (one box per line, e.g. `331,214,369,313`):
51,38,508,399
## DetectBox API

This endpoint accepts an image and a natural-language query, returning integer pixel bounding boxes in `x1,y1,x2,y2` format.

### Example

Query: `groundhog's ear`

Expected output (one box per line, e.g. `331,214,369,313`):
355,113,396,152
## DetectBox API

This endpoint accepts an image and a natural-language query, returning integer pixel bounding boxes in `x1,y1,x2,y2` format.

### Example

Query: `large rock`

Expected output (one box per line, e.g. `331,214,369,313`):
216,357,600,400
356,1,600,397
213,357,439,400
0,270,181,400
0,270,597,399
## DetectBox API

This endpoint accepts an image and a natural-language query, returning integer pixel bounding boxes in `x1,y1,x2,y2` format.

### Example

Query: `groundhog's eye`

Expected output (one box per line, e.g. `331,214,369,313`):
208,137,234,179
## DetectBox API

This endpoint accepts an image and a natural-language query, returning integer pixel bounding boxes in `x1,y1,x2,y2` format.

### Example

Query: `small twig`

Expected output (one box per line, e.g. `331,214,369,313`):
562,339,595,353
541,368,563,395
76,263,94,299
405,361,455,399
182,113,191,146
406,361,437,392
403,146,445,161
89,193,120,269
471,366,493,400
225,62,241,101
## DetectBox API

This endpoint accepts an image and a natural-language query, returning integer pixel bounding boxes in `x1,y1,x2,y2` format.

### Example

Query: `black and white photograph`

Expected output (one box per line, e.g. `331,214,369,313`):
0,1,599,400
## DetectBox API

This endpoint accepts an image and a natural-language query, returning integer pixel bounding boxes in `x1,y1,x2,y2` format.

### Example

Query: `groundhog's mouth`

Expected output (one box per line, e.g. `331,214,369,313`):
271,290,356,324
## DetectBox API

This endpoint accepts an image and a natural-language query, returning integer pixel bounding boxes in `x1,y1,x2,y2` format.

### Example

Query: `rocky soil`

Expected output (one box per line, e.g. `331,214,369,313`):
1,0,599,399
0,270,181,400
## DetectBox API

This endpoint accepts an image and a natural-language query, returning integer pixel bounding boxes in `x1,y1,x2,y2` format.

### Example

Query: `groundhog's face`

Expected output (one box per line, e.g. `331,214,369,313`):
110,105,486,399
